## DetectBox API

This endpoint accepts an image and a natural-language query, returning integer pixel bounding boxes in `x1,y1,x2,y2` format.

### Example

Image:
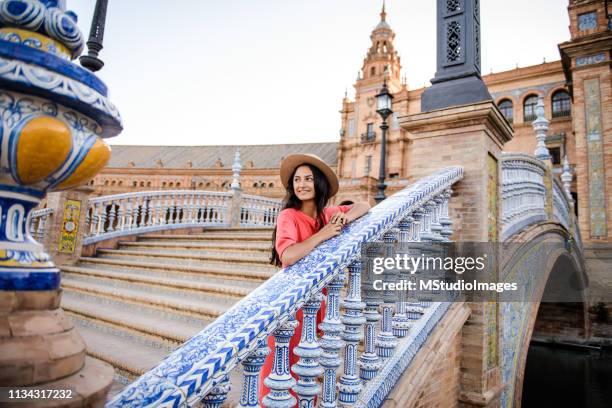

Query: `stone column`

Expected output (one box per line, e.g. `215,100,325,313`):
400,101,513,407
44,186,94,266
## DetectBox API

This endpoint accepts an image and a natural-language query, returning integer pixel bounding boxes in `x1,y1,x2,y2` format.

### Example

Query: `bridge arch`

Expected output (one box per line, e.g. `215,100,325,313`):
500,222,587,408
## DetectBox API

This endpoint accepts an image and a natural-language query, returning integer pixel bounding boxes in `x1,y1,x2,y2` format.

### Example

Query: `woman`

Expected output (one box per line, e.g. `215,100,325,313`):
260,153,370,404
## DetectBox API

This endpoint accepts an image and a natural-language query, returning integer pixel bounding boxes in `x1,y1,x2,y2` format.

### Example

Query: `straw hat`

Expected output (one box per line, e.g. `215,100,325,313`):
280,153,339,197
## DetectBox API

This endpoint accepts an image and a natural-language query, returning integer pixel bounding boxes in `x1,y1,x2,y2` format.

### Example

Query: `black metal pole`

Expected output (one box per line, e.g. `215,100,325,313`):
80,0,108,72
374,117,388,204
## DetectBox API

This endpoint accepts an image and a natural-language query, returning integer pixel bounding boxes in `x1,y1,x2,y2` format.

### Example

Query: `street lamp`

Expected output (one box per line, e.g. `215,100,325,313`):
374,81,393,203
80,0,109,72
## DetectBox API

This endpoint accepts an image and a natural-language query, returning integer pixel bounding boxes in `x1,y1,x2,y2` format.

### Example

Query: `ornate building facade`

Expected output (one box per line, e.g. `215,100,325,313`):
92,0,611,244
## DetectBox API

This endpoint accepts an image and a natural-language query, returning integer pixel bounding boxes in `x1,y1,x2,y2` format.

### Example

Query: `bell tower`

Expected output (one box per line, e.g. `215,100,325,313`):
360,2,402,85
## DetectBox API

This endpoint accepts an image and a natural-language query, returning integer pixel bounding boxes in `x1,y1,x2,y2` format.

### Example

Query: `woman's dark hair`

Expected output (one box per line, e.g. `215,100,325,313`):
270,164,332,267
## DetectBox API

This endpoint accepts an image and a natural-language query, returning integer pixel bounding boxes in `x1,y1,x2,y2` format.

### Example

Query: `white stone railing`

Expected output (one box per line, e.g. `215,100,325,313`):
501,153,548,240
107,167,463,408
240,194,282,227
30,208,54,242
83,190,233,245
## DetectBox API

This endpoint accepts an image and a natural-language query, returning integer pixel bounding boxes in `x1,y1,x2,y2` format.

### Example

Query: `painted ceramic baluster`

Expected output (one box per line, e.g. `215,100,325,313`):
359,245,382,382
430,195,444,240
238,342,271,408
392,218,412,338
319,270,346,408
106,202,116,232
263,317,299,408
339,261,366,406
440,189,453,241
376,229,398,358
200,375,230,408
292,293,324,408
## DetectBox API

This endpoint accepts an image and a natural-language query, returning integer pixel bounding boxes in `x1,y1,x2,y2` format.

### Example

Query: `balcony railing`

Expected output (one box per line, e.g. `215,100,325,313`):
361,131,376,143
552,109,571,118
30,208,54,242
107,166,464,408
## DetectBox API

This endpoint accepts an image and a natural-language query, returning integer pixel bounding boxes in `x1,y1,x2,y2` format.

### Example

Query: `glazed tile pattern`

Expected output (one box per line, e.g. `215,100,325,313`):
107,167,464,408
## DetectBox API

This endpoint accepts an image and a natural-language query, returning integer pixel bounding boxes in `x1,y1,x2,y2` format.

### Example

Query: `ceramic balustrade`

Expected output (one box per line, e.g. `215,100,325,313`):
107,167,464,408
501,153,578,241
84,190,231,244
240,194,282,227
501,154,548,240
30,208,54,242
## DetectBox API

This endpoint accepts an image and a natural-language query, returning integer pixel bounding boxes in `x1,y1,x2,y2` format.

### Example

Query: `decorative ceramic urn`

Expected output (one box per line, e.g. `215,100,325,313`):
0,0,120,403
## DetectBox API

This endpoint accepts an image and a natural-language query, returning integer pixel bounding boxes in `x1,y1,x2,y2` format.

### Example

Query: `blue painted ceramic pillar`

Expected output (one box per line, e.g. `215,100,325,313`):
0,0,121,399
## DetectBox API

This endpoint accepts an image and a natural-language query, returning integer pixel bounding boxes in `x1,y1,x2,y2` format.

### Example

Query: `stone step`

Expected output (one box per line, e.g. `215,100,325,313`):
63,262,260,290
62,277,232,318
62,265,254,299
96,248,273,267
140,233,271,242
121,240,271,253
118,242,269,259
71,315,172,381
62,291,209,345
62,272,238,310
76,257,275,282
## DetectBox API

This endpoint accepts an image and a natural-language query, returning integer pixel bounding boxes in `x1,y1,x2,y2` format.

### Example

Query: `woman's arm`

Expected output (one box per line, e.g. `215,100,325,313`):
280,222,342,267
329,201,371,225
345,201,370,222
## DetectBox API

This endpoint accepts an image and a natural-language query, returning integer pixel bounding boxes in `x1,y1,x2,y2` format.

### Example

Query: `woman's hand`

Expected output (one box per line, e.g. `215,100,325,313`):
317,221,343,241
329,211,349,225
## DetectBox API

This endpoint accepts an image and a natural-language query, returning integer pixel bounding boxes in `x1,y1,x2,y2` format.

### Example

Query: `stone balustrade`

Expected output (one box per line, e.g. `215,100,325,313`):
107,166,464,408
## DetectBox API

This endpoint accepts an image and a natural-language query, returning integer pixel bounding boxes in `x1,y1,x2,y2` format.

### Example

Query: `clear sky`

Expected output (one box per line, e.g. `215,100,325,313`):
69,0,569,146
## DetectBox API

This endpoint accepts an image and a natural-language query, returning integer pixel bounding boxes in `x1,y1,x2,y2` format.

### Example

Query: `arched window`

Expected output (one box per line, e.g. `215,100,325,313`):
552,90,571,118
370,66,376,77
147,181,151,187
497,99,513,123
119,181,123,186
132,181,137,187
162,181,167,187
523,94,538,122
176,182,181,187
268,183,274,188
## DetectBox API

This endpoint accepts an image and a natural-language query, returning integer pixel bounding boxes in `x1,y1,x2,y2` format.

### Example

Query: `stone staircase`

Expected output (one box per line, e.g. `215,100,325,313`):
59,227,275,395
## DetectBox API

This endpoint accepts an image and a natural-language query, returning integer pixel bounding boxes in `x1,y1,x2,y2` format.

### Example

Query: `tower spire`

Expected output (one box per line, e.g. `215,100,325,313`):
381,0,387,21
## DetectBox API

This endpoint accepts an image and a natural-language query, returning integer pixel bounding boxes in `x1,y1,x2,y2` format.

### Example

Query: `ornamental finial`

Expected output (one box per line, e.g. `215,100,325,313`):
381,0,386,21
532,96,551,161
561,154,573,202
231,149,242,190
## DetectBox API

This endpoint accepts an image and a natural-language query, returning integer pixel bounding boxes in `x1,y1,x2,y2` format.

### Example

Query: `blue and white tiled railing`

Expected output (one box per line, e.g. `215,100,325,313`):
107,166,463,408
501,153,578,241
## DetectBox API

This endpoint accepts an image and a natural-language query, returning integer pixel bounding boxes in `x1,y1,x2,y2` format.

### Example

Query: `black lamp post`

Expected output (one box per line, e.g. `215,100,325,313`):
80,0,108,72
374,81,393,204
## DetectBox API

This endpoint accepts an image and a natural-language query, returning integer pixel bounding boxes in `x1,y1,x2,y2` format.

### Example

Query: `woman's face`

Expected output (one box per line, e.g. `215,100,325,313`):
293,165,316,202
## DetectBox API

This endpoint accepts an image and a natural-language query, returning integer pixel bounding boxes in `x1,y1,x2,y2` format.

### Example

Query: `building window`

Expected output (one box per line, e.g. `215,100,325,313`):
551,90,571,118
497,99,513,123
549,147,561,165
578,11,597,31
361,123,376,143
364,155,372,176
523,94,538,122
348,119,355,137
391,112,399,130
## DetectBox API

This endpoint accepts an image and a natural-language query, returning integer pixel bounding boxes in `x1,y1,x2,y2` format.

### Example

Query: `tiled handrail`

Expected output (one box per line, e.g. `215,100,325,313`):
240,194,282,227
84,190,233,244
107,167,464,408
501,153,548,240
501,153,578,242
30,208,54,242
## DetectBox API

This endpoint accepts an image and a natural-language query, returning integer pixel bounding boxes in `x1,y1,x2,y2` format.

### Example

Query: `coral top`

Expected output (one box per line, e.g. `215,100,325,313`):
259,204,351,405
275,205,352,267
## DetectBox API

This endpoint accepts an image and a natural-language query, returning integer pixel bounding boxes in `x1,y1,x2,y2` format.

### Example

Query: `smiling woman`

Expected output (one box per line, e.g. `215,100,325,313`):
261,153,370,404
